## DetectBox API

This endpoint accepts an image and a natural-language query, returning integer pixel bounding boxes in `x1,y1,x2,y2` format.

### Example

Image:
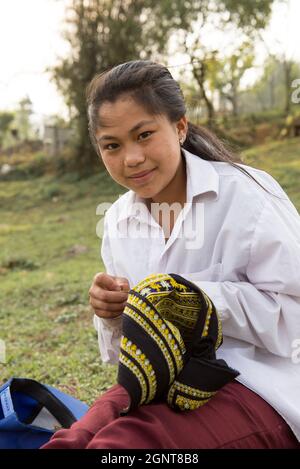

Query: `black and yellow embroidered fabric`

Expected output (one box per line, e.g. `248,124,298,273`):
117,273,239,414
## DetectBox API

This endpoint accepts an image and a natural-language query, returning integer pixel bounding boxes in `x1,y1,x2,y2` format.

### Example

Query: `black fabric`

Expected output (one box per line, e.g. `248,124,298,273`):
117,273,240,414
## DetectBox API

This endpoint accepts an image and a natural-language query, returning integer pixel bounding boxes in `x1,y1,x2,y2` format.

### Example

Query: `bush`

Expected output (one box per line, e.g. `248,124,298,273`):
42,183,63,199
1,257,40,271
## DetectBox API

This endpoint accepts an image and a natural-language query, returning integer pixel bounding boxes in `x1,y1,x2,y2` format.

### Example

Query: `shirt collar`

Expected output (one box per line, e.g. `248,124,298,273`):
184,149,219,202
116,149,220,226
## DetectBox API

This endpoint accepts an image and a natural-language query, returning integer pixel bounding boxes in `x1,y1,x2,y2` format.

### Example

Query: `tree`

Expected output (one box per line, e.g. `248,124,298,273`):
237,56,300,115
173,0,275,126
52,0,276,172
214,42,255,116
0,111,14,149
51,0,196,174
282,58,298,115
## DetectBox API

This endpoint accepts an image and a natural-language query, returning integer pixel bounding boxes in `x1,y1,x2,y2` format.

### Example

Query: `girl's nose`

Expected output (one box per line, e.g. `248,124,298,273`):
124,145,146,166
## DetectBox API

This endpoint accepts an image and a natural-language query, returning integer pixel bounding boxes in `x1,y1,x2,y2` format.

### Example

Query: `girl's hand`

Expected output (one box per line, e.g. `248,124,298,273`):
89,272,130,319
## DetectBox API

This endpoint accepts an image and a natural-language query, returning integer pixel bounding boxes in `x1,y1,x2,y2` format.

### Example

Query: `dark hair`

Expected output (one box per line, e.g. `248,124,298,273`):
86,60,281,198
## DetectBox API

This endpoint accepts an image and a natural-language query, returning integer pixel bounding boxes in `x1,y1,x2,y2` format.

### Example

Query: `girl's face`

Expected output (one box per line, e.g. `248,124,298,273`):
95,95,187,203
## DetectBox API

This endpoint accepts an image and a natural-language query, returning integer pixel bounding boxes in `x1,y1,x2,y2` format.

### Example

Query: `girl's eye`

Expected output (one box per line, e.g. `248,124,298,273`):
138,131,153,140
102,132,153,150
103,143,119,151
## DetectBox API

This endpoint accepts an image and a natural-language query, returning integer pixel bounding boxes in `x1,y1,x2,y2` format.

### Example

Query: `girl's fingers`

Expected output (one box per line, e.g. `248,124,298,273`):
89,273,130,319
89,288,128,303
114,276,130,292
93,307,126,319
93,272,130,292
90,298,127,313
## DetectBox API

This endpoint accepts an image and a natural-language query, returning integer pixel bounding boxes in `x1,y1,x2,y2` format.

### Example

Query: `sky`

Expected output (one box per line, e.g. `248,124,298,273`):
0,0,299,125
0,0,70,124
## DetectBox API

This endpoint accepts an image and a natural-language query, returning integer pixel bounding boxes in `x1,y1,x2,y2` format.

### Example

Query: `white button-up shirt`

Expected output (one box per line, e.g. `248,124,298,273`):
94,149,300,441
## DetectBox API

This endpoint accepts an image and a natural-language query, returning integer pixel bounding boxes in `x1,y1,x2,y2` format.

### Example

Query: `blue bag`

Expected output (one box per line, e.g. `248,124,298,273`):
0,377,89,449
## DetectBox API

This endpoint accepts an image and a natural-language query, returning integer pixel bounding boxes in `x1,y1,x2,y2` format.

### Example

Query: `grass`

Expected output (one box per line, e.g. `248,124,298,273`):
0,170,125,404
242,138,300,208
0,138,300,405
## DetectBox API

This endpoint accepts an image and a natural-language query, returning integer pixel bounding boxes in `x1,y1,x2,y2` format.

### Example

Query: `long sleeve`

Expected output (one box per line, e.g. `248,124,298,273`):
93,214,122,364
184,195,300,358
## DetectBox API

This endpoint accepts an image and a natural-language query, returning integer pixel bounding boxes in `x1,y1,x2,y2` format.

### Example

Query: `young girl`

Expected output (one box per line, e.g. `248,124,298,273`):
42,60,300,449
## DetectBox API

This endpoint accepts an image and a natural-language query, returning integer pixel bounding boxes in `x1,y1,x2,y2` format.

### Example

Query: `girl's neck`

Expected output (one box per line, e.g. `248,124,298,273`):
147,156,187,209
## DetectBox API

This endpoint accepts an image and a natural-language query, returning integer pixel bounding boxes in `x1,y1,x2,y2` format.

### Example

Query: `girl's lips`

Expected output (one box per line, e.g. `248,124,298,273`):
130,169,152,178
129,168,156,182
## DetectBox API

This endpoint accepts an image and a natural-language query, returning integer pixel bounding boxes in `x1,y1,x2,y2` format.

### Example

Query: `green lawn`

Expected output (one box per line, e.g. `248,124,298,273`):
0,138,300,404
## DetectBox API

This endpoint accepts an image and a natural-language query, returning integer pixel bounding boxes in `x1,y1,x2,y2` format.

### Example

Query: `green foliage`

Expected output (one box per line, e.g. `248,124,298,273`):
174,0,275,123
0,111,14,148
42,183,63,200
214,41,255,116
0,112,14,131
0,97,37,149
0,151,50,181
1,258,40,271
222,0,273,31
51,0,190,174
239,57,300,115
51,0,276,173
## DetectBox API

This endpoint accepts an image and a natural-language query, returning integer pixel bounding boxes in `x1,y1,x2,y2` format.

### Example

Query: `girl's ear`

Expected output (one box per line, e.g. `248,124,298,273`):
176,115,188,140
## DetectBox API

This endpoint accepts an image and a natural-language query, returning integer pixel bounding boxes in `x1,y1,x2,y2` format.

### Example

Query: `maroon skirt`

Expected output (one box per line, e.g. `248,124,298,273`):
41,380,300,449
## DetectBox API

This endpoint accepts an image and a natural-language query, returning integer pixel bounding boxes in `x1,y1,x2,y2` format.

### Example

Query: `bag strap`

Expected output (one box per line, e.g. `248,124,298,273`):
11,378,77,428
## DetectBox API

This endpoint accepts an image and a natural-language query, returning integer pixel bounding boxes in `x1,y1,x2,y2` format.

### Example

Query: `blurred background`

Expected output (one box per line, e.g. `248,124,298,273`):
0,0,299,404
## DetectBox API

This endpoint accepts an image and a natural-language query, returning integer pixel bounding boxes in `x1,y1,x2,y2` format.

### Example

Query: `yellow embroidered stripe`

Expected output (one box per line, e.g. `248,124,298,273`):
120,336,157,405
123,301,185,384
